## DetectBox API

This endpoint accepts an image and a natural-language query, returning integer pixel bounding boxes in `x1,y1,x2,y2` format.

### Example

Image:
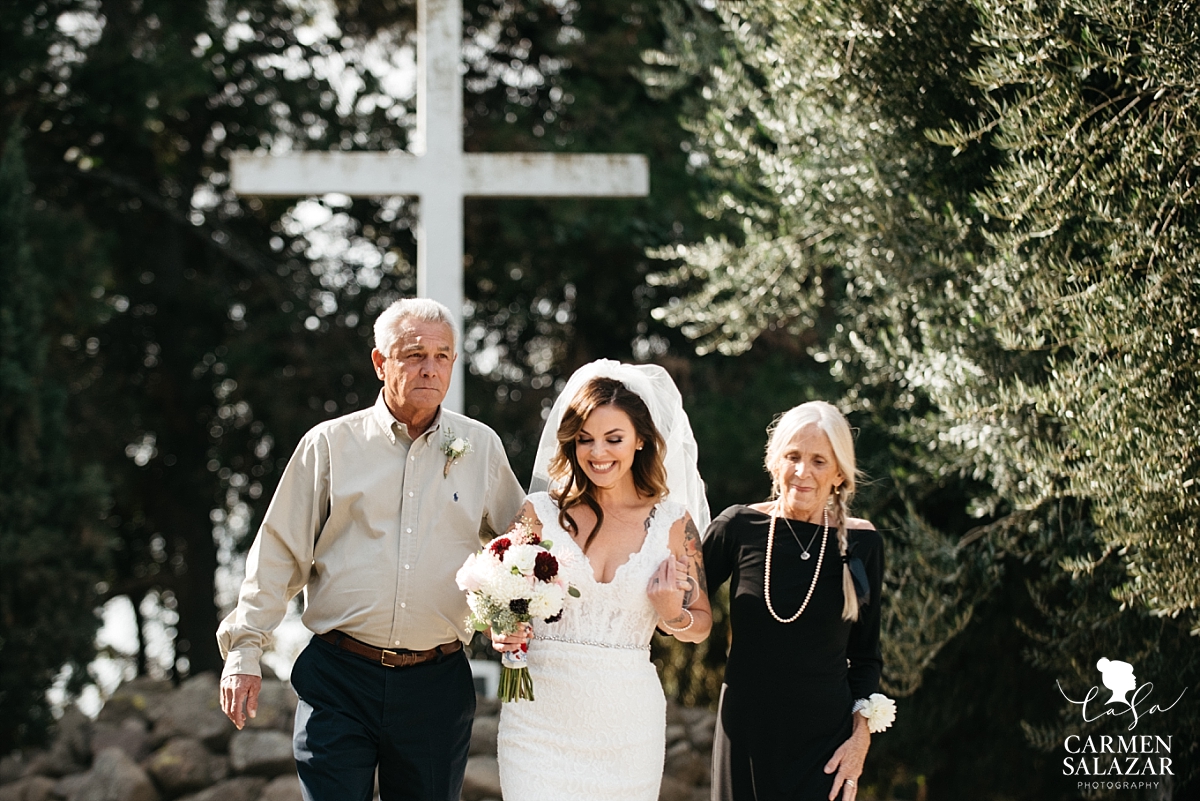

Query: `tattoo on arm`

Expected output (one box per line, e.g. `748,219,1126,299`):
501,503,540,538
682,517,708,600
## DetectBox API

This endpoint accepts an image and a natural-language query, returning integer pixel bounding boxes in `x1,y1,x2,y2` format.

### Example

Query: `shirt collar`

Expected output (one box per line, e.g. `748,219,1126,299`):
372,391,443,445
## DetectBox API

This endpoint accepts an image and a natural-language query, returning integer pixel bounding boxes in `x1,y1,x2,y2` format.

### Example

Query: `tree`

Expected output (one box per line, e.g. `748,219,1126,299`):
0,125,108,750
645,0,1200,796
5,0,767,696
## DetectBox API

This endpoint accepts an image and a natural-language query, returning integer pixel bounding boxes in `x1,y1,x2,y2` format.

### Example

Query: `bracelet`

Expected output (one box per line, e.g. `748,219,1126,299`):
660,609,694,633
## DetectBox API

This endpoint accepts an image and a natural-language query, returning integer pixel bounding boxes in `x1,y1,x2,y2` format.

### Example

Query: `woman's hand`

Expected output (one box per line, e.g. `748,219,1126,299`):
488,622,533,653
824,712,870,800
647,554,691,625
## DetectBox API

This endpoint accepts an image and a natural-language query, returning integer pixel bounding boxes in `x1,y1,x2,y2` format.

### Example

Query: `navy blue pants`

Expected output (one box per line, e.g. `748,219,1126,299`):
289,634,475,801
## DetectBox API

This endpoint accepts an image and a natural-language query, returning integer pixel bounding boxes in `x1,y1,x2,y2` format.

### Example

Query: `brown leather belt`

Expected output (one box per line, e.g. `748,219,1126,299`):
317,630,463,668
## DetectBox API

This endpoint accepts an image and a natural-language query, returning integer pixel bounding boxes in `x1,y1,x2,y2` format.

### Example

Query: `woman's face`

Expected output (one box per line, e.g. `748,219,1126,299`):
1106,667,1137,698
772,423,845,522
574,404,643,490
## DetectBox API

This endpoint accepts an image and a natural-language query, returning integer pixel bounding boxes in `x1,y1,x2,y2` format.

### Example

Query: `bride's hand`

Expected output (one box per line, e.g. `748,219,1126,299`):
647,554,690,623
489,622,533,653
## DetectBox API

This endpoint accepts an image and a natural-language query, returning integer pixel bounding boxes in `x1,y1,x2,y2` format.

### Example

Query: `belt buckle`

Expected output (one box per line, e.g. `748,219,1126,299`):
379,648,419,668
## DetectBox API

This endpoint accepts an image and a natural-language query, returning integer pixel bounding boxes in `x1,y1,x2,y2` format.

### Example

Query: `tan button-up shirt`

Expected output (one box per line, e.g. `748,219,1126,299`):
217,392,525,678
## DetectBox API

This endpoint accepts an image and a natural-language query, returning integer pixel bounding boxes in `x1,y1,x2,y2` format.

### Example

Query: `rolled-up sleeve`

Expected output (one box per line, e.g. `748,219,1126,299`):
216,431,328,678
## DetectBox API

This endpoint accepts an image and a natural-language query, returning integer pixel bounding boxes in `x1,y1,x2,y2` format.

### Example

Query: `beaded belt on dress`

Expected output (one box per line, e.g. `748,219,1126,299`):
538,634,650,651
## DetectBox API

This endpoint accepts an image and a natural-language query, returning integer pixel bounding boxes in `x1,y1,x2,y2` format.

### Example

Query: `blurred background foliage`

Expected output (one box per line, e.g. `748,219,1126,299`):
1,0,1197,798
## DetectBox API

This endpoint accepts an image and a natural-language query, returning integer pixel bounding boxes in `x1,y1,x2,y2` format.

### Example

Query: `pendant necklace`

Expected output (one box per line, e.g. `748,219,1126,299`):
764,506,829,624
778,514,820,560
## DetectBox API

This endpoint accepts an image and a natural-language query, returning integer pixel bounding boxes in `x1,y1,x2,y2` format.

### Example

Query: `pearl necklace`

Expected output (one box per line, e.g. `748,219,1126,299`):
764,506,829,624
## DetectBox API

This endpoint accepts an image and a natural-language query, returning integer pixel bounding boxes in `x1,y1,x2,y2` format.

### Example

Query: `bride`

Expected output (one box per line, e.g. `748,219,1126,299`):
492,360,713,800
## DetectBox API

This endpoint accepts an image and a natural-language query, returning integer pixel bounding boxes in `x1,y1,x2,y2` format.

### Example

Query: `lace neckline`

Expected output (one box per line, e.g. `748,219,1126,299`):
560,504,661,586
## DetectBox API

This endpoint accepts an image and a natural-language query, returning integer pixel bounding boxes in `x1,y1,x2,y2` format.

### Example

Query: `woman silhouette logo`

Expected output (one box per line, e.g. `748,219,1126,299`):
1096,657,1137,707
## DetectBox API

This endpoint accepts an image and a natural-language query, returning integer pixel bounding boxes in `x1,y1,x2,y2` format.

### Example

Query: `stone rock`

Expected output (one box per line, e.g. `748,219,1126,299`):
69,747,158,801
257,774,301,801
96,678,173,725
145,738,228,796
227,731,292,778
468,717,498,756
148,674,232,751
665,747,710,787
36,707,93,777
460,756,501,801
658,774,693,801
665,724,688,746
242,681,296,732
53,773,91,800
23,709,93,779
665,740,693,762
173,777,266,801
0,775,56,801
91,719,151,762
687,719,715,752
666,702,686,726
0,752,28,785
676,706,712,728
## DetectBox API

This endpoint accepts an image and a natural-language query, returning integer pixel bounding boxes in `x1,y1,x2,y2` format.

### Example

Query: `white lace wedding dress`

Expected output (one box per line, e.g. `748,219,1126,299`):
497,491,682,801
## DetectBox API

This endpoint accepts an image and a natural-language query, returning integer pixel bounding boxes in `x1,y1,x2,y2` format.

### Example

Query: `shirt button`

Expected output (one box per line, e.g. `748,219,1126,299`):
400,603,406,609
404,564,410,569
394,640,400,645
408,491,414,497
406,527,412,533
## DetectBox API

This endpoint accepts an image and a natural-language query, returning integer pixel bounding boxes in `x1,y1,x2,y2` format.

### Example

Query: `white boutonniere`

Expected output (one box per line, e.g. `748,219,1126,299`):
441,428,472,477
855,693,897,733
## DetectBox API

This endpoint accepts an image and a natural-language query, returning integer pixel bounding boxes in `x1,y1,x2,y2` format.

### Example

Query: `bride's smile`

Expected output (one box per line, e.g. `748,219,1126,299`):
574,405,643,490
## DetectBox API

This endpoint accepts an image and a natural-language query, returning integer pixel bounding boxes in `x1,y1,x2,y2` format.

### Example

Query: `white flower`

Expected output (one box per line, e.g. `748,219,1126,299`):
859,693,897,733
455,553,483,593
441,428,473,477
506,544,541,575
482,571,533,604
528,582,566,619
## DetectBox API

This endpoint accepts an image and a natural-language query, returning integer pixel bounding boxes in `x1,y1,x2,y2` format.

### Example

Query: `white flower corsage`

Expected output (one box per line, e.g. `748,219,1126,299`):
441,428,472,477
854,693,897,733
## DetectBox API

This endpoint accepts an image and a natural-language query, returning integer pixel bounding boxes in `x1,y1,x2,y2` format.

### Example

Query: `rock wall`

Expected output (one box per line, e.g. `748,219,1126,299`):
0,672,717,801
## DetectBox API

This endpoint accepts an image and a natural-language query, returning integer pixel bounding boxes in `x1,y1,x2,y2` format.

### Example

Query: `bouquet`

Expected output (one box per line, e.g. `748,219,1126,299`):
455,517,580,701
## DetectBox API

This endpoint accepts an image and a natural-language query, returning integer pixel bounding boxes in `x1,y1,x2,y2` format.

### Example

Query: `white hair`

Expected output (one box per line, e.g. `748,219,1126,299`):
765,400,862,621
373,298,459,356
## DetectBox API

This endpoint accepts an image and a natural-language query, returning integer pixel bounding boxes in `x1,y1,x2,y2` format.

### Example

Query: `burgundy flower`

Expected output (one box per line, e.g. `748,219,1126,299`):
543,610,563,624
533,551,558,581
489,537,512,559
509,598,529,615
526,530,541,546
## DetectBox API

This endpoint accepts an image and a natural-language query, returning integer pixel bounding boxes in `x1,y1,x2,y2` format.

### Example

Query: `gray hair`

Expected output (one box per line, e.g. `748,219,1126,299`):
373,298,459,356
765,400,862,621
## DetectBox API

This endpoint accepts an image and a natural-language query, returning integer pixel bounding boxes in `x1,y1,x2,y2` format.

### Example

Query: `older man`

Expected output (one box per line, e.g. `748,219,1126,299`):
218,298,525,801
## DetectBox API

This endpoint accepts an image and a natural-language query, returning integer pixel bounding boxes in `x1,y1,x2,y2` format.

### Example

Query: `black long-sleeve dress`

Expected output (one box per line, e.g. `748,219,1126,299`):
702,505,884,801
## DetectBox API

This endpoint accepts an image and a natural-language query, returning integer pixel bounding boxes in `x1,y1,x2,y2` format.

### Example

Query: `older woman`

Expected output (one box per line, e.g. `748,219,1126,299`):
702,401,889,801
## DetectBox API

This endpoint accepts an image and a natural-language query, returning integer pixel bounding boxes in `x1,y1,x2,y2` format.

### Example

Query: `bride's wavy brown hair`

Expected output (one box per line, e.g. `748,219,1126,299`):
549,377,668,553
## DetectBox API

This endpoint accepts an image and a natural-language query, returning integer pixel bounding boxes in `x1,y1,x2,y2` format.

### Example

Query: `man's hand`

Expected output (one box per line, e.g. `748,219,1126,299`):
220,674,262,730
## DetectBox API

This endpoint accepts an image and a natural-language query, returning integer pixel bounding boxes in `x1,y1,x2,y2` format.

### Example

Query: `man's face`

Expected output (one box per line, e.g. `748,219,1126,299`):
371,319,457,421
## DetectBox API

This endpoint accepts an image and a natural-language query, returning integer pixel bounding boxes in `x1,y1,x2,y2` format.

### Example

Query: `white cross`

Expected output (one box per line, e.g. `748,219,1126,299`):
230,0,649,412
